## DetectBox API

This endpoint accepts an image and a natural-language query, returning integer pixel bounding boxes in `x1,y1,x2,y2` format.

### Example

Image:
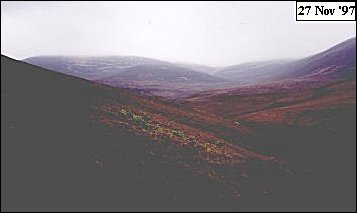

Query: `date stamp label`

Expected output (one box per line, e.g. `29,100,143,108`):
296,2,355,21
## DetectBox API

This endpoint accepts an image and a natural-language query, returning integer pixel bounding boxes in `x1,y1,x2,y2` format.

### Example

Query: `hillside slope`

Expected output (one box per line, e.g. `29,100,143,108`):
214,37,356,84
2,55,294,211
184,40,356,211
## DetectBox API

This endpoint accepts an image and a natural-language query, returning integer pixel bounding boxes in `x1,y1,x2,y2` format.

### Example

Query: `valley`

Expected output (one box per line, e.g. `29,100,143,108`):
2,37,356,211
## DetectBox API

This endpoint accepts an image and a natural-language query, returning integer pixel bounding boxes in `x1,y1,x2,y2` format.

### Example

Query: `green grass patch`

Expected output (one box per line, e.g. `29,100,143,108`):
120,108,149,128
172,129,185,138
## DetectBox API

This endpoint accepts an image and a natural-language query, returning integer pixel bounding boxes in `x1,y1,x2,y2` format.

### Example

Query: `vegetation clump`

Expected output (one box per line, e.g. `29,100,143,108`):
120,108,149,128
152,124,164,134
172,129,185,138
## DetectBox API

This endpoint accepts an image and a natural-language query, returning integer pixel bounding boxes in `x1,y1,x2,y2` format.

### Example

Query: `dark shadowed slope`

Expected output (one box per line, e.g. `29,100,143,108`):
214,37,356,84
2,55,298,211
1,55,152,211
3,55,209,211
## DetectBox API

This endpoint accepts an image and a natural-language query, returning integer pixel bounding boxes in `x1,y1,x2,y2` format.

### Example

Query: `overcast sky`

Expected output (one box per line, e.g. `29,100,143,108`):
1,1,356,66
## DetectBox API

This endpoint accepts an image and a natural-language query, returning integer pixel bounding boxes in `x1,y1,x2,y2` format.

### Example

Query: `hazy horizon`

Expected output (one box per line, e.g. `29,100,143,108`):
1,1,356,66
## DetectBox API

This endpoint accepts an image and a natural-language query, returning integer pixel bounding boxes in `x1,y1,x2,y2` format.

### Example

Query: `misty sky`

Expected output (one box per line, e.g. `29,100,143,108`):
1,1,356,66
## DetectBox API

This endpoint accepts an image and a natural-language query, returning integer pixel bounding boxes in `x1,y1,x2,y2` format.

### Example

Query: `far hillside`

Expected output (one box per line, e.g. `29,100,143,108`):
214,37,356,84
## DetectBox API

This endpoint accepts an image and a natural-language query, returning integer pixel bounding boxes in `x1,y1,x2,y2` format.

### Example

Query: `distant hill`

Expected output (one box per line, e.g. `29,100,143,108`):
22,56,169,80
214,37,356,84
23,56,228,98
23,38,356,98
213,59,293,84
23,56,225,83
96,63,222,83
174,63,217,74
